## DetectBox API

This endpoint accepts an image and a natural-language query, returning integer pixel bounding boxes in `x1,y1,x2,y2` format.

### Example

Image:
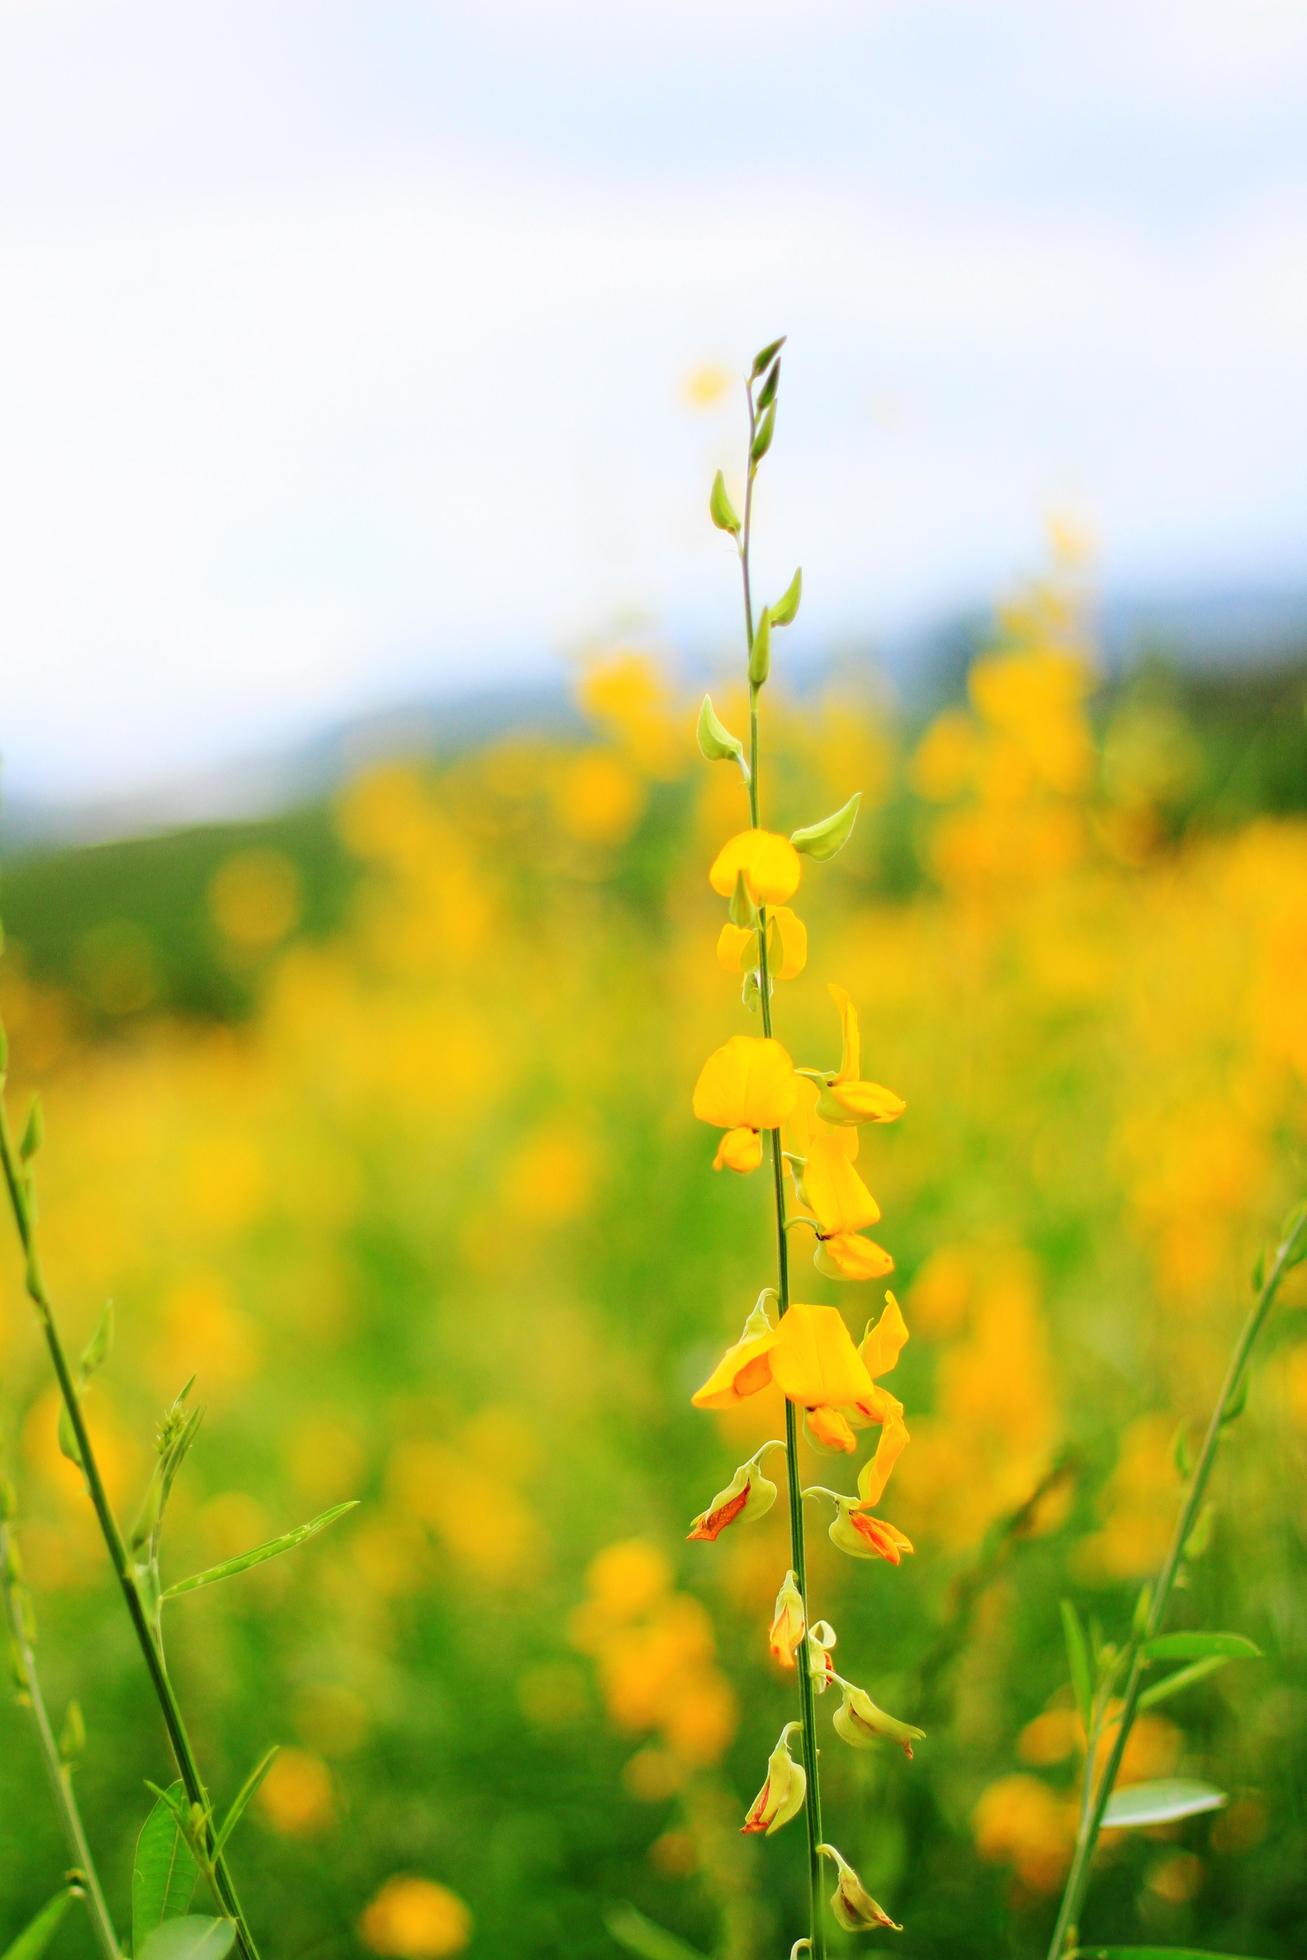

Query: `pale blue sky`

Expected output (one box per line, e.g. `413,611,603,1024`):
4,1,1306,803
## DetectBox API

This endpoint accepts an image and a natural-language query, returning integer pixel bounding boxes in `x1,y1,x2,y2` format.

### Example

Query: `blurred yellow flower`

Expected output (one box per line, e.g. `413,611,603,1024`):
359,1876,472,1958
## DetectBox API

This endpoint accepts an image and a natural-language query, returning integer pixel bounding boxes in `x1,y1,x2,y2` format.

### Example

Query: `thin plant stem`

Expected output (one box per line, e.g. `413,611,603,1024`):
0,1510,122,1959
0,1094,261,1960
1044,1207,1307,1959
738,377,828,1960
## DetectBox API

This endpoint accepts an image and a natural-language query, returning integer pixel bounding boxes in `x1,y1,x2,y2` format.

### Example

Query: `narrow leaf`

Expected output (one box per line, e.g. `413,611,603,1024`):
750,402,776,465
1220,1371,1249,1424
1142,1632,1260,1664
790,791,861,863
162,1500,358,1599
136,1918,236,1960
1061,1599,1093,1728
134,1780,200,1948
1101,1778,1227,1829
1,1891,70,1960
751,334,786,378
19,1098,44,1161
1137,1656,1232,1712
214,1745,280,1856
607,1903,711,1960
755,355,780,412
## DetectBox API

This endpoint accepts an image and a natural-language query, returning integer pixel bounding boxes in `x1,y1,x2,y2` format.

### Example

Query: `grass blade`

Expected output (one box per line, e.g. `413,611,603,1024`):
1,1892,71,1960
162,1501,358,1600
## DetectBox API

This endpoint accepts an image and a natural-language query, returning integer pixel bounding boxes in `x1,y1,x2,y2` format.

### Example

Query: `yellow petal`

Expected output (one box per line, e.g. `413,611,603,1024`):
770,1303,874,1410
801,1136,881,1237
709,829,802,905
716,921,756,975
713,1125,762,1174
783,1077,859,1162
806,1405,858,1453
860,1291,909,1379
827,1078,906,1124
766,906,807,981
693,1035,797,1131
815,1234,895,1282
856,1414,910,1507
828,982,861,1081
691,1321,780,1410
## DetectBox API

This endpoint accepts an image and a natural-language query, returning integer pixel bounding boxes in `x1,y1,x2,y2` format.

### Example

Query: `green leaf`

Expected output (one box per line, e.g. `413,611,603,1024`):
1137,1655,1232,1712
1061,1599,1094,1728
751,335,786,379
749,402,776,465
695,695,748,779
56,1399,84,1473
755,355,780,412
133,1780,200,1948
1071,1948,1272,1958
136,1918,236,1960
19,1097,43,1161
769,566,802,627
748,612,771,687
790,791,862,863
1,1891,70,1960
79,1302,114,1381
606,1903,711,1960
1101,1778,1227,1830
1141,1632,1260,1664
162,1500,358,1600
214,1745,280,1856
708,469,740,537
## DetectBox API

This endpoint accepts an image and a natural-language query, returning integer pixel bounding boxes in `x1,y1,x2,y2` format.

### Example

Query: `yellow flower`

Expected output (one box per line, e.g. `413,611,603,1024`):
690,1297,781,1409
741,1724,807,1836
686,1458,778,1541
359,1876,472,1957
716,907,807,982
693,1036,797,1172
692,1300,872,1416
828,1498,914,1566
709,829,802,905
768,1569,805,1668
817,984,906,1127
800,1136,881,1236
815,1232,895,1282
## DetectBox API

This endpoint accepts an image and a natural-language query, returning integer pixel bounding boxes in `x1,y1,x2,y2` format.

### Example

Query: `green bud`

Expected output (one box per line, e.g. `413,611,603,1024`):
57,1399,85,1473
729,871,759,929
696,694,749,780
750,402,776,466
770,567,802,628
709,469,741,536
756,355,781,412
749,612,771,687
19,1098,44,1161
790,791,861,862
751,335,786,378
742,971,763,1015
80,1302,114,1383
60,1699,86,1764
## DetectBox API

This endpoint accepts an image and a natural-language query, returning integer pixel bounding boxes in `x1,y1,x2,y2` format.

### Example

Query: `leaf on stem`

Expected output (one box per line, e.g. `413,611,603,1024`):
162,1500,358,1600
1060,1599,1094,1729
133,1780,200,1949
755,356,781,412
1136,1655,1233,1712
751,335,786,378
213,1745,280,1856
0,1891,71,1960
750,402,776,465
1141,1631,1260,1663
136,1918,236,1960
1100,1778,1227,1829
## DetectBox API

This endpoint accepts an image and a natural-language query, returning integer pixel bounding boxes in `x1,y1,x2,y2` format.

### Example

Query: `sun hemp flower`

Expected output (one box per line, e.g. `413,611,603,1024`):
815,985,907,1128
833,1683,925,1759
709,828,802,907
818,1844,902,1932
800,1133,895,1283
828,1498,915,1567
693,1034,797,1173
687,1458,778,1542
768,1568,805,1667
716,906,807,983
741,1723,807,1836
693,1302,874,1427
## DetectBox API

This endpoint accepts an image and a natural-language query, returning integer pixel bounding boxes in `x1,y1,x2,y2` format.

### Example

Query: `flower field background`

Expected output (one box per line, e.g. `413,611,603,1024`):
2,551,1305,1957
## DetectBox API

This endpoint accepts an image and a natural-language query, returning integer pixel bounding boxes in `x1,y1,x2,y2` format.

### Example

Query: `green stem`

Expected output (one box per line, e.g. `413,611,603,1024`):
0,1512,123,1958
738,380,827,1960
0,1093,261,1960
1044,1208,1306,1959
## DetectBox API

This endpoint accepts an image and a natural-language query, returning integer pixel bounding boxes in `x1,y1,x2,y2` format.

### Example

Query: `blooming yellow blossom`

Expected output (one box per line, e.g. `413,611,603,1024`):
693,1035,797,1172
708,828,802,905
716,906,807,982
817,984,906,1127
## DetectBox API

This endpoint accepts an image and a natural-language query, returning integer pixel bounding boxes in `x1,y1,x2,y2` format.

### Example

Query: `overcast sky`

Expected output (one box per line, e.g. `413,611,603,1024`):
3,0,1306,804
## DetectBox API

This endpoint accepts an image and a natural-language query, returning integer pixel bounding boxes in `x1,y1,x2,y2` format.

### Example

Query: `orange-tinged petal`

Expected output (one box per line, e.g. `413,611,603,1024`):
849,1512,914,1563
692,1304,780,1410
710,829,802,905
805,1405,858,1453
713,1125,763,1173
687,1482,751,1541
715,921,756,975
815,1233,895,1282
765,905,807,980
801,1136,880,1237
860,1291,909,1379
768,1571,805,1668
829,982,861,1081
693,1036,797,1132
770,1303,874,1410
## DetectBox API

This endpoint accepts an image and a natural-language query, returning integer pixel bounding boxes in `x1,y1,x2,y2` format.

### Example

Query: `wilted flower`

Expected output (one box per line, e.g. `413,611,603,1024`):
768,1569,805,1667
818,1843,902,1932
687,1458,778,1542
741,1723,807,1836
832,1683,925,1759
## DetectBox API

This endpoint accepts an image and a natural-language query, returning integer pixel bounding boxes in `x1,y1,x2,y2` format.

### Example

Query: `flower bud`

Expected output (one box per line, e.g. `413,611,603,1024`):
832,1683,925,1759
748,611,771,688
806,1622,838,1694
790,791,861,863
741,1724,806,1836
819,1844,902,1932
688,1459,778,1542
696,693,749,777
709,470,741,537
768,1569,805,1668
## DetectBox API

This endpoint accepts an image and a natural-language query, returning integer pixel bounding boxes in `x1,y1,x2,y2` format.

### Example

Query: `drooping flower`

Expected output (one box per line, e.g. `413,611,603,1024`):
816,985,906,1128
799,1134,895,1283
687,1458,778,1542
768,1569,805,1667
692,1301,873,1421
693,1036,798,1173
741,1723,807,1836
829,1498,915,1566
818,1844,902,1932
832,1683,925,1759
709,829,801,906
